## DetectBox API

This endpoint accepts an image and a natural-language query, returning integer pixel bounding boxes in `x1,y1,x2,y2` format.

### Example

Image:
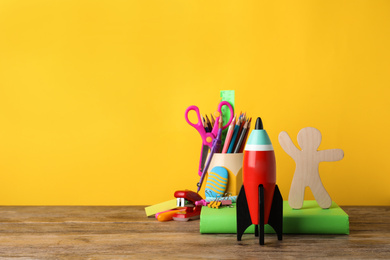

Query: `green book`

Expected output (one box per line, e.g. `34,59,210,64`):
200,200,349,234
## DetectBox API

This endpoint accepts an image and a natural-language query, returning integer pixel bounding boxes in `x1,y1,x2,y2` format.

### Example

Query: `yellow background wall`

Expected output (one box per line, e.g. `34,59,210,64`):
0,0,389,205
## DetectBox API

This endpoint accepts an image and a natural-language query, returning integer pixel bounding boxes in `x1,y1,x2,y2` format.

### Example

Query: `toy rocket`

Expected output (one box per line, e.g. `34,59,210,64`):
236,117,283,245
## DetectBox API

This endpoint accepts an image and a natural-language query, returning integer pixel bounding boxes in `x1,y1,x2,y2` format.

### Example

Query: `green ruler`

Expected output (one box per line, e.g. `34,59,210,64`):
220,90,235,148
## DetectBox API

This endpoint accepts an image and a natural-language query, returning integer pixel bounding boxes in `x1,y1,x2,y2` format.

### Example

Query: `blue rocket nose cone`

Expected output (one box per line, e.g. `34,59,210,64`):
255,117,263,130
245,117,273,150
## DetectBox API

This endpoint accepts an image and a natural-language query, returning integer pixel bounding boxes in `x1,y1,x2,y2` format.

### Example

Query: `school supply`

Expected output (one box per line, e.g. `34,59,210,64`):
238,118,251,153
206,192,234,209
173,208,201,221
205,166,228,197
202,116,209,132
233,119,249,153
205,195,237,203
221,198,232,206
227,119,240,153
232,113,245,150
145,199,178,217
197,117,223,193
200,201,349,234
210,114,215,126
184,94,250,198
205,115,213,131
172,190,203,221
155,209,176,219
205,153,244,196
220,90,235,147
157,209,183,222
220,90,235,123
221,116,236,153
195,199,210,207
208,198,222,209
185,101,234,177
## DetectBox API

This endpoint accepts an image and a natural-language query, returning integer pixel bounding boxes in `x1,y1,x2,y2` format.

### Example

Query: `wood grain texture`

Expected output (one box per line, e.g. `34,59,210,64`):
0,206,389,259
279,128,344,209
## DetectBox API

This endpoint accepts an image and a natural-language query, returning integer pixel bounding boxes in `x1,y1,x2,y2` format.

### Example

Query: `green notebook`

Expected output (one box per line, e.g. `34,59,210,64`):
200,200,349,234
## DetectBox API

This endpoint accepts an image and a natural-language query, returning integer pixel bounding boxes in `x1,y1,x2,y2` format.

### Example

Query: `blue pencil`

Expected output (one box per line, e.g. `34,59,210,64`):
227,124,240,153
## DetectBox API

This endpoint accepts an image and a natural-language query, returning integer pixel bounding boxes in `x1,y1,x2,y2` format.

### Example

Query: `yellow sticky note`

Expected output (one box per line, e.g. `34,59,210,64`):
145,199,178,217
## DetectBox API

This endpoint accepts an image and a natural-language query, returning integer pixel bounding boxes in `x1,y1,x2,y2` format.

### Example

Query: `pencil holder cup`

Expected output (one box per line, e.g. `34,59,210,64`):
203,153,244,197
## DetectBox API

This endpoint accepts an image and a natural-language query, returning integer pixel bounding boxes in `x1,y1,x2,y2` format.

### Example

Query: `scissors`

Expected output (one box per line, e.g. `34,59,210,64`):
185,101,234,176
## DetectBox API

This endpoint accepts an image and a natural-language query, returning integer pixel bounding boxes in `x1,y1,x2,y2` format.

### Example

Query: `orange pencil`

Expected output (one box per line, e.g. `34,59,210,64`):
157,209,183,222
222,115,236,153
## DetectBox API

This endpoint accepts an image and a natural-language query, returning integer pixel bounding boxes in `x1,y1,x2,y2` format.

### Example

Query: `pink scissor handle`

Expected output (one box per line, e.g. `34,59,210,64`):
185,105,214,147
185,102,234,177
210,101,234,137
184,105,202,128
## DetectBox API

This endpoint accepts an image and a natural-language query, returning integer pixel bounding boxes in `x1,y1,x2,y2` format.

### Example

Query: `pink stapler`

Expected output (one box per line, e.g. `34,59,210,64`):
172,190,203,221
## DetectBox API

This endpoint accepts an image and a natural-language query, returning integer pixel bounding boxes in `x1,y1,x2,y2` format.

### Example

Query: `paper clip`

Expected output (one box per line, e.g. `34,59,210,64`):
208,195,222,209
221,192,234,208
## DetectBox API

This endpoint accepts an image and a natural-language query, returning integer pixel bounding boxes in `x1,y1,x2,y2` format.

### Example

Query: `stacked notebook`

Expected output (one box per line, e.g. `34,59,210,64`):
200,200,349,234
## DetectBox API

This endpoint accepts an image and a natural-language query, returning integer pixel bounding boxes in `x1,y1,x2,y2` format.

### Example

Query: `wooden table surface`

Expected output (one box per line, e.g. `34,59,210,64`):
0,206,389,259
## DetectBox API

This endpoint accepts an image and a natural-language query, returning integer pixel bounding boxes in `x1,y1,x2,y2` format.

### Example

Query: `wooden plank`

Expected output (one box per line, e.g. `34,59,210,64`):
0,206,389,259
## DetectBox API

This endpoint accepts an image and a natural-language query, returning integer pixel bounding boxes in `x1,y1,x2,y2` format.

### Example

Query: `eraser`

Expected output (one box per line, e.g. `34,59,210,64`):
205,166,228,197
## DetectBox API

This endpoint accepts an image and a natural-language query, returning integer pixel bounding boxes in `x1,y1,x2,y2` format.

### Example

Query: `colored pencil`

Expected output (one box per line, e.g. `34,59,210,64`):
205,115,213,131
234,119,249,153
215,116,223,153
232,113,244,151
210,114,215,127
202,116,210,132
227,117,241,153
239,118,251,153
221,115,236,153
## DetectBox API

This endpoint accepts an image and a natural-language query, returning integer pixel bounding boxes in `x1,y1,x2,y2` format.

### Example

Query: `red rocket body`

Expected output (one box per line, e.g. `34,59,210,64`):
237,117,283,245
243,149,276,224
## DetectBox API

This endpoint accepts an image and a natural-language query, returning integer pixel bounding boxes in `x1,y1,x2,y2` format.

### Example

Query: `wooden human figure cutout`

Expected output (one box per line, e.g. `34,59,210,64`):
278,127,344,209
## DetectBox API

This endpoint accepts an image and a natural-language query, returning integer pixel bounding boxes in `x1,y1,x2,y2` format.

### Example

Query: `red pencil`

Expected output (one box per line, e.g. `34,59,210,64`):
222,115,236,153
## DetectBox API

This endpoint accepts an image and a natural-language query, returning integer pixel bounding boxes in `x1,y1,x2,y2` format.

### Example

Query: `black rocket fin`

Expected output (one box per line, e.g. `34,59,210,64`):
268,184,283,241
259,184,265,245
236,185,253,241
255,225,259,237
